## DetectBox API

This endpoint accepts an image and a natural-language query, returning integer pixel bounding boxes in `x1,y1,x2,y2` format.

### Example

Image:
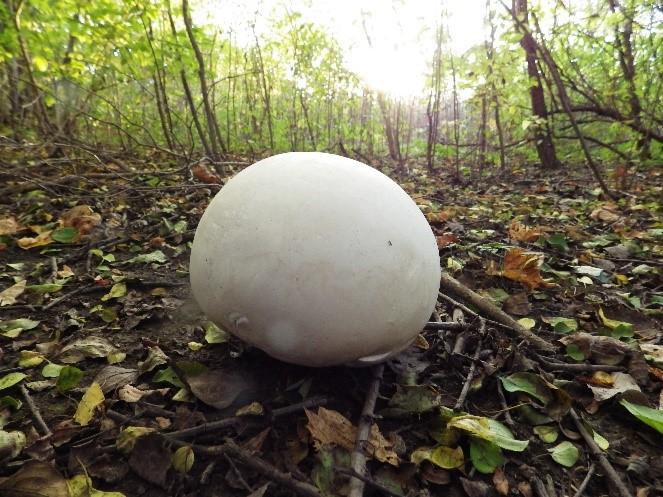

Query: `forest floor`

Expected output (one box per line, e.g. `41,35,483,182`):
0,148,662,497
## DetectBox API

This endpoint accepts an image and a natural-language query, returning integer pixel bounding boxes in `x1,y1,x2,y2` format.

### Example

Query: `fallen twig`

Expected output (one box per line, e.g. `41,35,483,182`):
43,283,95,311
20,384,51,436
165,396,328,441
536,355,624,373
454,319,486,410
439,273,555,352
424,321,467,331
336,467,403,497
572,463,596,497
348,363,384,497
187,439,320,497
570,409,633,497
497,379,515,427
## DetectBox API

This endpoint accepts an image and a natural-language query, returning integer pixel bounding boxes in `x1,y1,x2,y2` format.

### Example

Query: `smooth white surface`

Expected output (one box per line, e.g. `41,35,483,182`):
189,152,440,367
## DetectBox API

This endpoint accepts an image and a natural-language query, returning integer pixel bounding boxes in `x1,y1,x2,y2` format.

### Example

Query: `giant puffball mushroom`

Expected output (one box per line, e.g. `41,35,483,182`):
189,152,440,367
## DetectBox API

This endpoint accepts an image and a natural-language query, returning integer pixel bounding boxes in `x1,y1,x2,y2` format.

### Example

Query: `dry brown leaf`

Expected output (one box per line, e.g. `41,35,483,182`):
0,460,69,497
517,481,533,497
503,292,531,316
191,164,222,184
17,230,53,249
0,217,25,236
305,407,399,466
487,248,553,290
590,204,620,223
436,233,459,248
61,205,102,240
0,279,27,306
493,467,509,496
508,221,543,242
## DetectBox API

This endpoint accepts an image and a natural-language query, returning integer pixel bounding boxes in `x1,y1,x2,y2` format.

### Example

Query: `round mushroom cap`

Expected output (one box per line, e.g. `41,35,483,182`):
189,152,440,367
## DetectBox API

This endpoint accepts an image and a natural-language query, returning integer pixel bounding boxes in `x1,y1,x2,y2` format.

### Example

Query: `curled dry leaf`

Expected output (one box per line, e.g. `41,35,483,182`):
61,205,102,240
93,366,139,394
185,368,254,410
487,248,554,290
305,407,399,466
508,221,543,243
0,216,25,235
59,336,122,364
191,163,222,184
17,231,54,249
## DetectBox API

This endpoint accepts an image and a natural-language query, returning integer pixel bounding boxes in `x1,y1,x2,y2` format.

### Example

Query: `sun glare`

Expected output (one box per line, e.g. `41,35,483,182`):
196,0,487,99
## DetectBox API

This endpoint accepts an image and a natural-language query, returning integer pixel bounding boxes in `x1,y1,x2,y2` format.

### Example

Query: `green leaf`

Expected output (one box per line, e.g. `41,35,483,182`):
500,372,552,404
32,55,48,72
542,316,578,334
203,322,228,344
533,425,558,443
26,283,63,294
42,363,64,378
469,438,503,474
447,415,529,452
0,318,40,338
619,400,663,434
153,367,184,388
598,308,633,337
565,343,586,361
172,445,195,473
0,396,22,410
101,282,127,301
57,366,84,393
127,250,167,264
0,372,27,391
51,227,78,243
548,441,579,467
545,233,569,252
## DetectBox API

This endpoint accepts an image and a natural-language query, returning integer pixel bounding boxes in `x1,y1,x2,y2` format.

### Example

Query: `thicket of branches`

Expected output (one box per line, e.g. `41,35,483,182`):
0,0,661,184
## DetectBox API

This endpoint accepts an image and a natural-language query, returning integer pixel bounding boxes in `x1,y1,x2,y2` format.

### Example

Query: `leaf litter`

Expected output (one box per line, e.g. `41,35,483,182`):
0,158,660,497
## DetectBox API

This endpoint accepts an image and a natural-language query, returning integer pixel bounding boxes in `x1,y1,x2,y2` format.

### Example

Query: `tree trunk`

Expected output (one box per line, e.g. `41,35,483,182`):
513,0,559,169
166,1,212,159
181,0,226,159
486,1,506,172
608,0,649,159
426,20,444,172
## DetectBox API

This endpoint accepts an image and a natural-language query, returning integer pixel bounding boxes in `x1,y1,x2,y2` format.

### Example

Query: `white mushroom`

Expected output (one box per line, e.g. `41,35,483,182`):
189,152,440,367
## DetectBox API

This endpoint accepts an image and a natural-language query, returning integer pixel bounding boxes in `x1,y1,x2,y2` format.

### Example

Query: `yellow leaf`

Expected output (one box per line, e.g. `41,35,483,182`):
18,350,45,368
429,446,464,469
74,382,105,426
68,473,126,497
517,318,536,330
172,446,195,473
116,426,155,454
17,231,54,249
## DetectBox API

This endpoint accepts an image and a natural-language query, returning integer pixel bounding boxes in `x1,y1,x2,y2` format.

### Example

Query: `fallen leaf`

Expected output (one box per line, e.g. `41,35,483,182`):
74,382,105,426
0,460,69,497
128,434,171,487
0,372,27,391
191,163,222,184
509,221,542,242
61,205,102,240
469,438,504,474
461,476,493,497
548,441,579,467
59,336,121,364
619,400,663,434
17,231,54,249
93,366,139,393
0,280,26,306
503,292,531,316
493,467,509,495
57,366,85,393
185,369,253,410
18,350,45,368
305,407,399,465
116,426,156,454
448,415,528,451
0,430,26,461
590,205,620,223
487,248,553,290
0,217,25,235
381,385,441,417
436,233,459,248
0,318,40,338
172,445,194,473
67,473,126,497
